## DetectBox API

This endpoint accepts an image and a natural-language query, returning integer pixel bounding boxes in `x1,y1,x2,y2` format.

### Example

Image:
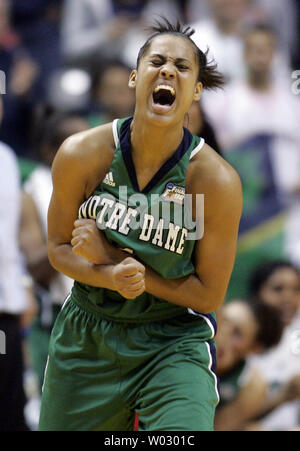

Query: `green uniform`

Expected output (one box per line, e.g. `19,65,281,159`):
39,117,219,431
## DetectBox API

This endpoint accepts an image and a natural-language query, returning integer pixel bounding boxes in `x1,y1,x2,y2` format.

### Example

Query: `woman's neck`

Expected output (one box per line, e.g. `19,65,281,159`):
130,115,184,170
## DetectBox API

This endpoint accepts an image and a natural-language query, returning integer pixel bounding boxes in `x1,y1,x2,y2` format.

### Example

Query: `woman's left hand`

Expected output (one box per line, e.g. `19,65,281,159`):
71,218,110,264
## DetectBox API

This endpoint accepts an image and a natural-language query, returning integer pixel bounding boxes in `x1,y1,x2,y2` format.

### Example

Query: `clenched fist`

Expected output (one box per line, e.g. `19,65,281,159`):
71,219,146,299
111,257,145,299
71,219,112,264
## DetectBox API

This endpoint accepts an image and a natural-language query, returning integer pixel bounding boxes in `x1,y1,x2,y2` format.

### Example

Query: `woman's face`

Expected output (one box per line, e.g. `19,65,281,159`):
130,34,202,126
258,267,300,326
216,301,259,375
97,66,135,118
244,31,276,78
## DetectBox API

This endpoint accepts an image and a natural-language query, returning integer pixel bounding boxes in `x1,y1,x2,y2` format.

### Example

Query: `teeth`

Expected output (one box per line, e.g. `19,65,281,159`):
153,85,175,96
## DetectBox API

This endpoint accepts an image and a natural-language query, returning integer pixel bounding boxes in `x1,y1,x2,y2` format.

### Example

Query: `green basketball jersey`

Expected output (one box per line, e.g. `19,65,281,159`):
71,117,215,329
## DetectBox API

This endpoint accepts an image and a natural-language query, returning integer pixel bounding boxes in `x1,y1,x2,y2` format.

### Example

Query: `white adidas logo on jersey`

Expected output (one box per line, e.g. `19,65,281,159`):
103,171,115,187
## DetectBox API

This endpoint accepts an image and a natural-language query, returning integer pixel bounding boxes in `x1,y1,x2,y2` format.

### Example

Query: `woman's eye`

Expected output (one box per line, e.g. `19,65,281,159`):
152,61,162,66
272,285,283,292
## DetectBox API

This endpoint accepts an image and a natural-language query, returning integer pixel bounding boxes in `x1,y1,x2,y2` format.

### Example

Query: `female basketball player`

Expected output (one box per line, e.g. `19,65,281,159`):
38,19,243,431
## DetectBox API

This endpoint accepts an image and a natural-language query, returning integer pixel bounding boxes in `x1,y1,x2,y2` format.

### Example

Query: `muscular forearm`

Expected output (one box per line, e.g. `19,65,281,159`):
144,266,220,314
52,216,223,312
48,242,125,290
51,241,218,312
97,240,220,312
49,241,145,300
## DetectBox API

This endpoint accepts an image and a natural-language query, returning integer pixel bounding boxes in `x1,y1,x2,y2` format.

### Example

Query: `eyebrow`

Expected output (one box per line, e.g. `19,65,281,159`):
149,53,192,64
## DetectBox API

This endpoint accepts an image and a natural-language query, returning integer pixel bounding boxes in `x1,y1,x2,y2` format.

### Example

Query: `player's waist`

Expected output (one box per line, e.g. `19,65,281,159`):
69,284,217,336
70,284,189,324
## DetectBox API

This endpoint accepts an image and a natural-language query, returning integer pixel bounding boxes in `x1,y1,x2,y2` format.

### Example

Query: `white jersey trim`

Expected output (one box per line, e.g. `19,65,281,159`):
187,308,215,339
205,341,220,404
61,292,71,310
189,137,205,160
112,118,119,148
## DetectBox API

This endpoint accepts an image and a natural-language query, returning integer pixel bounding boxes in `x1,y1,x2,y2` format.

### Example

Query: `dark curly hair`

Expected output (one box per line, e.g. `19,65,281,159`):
249,260,300,297
136,17,225,91
249,299,284,350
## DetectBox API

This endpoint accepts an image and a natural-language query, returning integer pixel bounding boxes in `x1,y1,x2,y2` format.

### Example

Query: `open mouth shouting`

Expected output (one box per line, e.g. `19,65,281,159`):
152,84,176,114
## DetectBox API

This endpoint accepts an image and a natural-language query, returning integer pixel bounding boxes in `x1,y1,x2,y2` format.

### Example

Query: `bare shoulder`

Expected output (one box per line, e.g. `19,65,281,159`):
57,121,115,167
52,122,116,197
188,143,242,199
187,143,243,221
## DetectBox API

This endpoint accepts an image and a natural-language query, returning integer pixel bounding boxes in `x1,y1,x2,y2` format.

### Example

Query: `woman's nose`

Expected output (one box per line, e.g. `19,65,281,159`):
160,65,175,79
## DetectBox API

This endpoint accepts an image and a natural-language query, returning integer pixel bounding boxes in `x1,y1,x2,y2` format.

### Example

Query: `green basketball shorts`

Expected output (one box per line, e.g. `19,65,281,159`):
38,296,219,431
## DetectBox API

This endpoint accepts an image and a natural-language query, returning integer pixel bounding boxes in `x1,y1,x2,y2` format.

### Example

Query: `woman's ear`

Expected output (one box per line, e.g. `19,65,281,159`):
128,70,137,88
193,82,203,101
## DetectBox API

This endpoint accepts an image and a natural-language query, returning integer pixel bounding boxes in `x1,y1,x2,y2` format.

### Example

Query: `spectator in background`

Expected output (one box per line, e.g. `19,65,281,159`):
190,0,291,84
201,24,300,267
0,96,35,431
202,24,300,150
60,0,183,70
0,0,39,157
250,0,297,70
247,260,300,430
187,0,297,67
183,0,211,23
10,0,63,101
214,298,283,431
190,0,252,83
19,112,89,393
88,60,135,128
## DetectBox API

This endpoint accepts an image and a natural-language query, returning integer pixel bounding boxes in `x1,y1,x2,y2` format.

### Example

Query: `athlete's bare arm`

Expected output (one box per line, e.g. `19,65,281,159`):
47,123,145,299
144,144,243,313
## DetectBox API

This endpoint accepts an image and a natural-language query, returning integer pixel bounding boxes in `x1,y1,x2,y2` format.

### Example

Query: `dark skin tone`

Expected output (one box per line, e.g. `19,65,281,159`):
48,34,242,312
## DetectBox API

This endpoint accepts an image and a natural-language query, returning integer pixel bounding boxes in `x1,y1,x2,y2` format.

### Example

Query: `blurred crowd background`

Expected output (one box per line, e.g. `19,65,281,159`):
0,0,299,432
